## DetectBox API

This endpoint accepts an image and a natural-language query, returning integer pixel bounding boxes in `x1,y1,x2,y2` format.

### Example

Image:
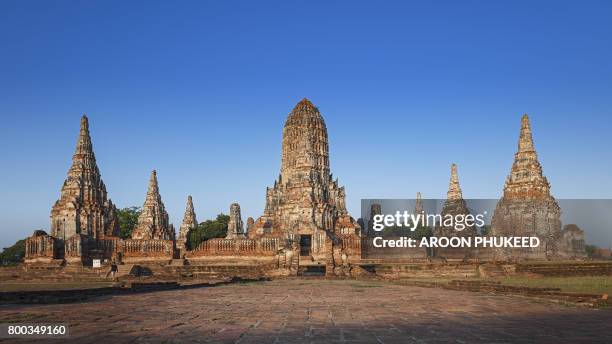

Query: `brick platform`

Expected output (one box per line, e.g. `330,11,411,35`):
0,279,610,343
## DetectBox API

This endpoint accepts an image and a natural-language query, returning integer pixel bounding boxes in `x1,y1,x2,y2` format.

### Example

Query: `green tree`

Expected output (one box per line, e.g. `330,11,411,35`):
187,214,229,249
411,225,433,240
479,225,492,236
0,239,26,265
381,225,433,240
585,244,597,258
117,206,142,239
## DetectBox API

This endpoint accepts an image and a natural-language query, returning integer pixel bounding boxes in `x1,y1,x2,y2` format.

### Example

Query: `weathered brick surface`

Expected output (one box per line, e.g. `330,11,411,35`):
49,115,120,240
131,170,175,241
1,279,610,343
490,115,581,260
250,99,361,265
516,261,612,276
177,195,198,252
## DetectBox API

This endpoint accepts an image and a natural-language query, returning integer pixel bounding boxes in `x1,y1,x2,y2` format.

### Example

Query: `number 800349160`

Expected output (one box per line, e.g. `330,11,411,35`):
4,324,67,337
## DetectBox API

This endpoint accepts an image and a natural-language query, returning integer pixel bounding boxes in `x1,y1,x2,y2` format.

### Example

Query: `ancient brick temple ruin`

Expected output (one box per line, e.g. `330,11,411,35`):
24,116,175,265
24,107,585,273
249,98,361,269
414,192,425,218
50,115,120,241
367,203,382,237
560,224,587,259
184,99,362,275
435,164,476,238
122,170,176,262
433,164,477,260
225,203,246,239
177,196,198,253
25,100,363,275
131,170,175,241
490,115,585,260
24,115,121,265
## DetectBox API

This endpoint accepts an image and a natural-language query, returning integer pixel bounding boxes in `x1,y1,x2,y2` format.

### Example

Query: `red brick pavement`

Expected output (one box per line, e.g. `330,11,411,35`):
1,279,610,343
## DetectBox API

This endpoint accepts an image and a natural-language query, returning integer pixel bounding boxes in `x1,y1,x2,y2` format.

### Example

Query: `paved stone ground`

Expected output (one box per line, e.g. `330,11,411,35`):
1,279,611,343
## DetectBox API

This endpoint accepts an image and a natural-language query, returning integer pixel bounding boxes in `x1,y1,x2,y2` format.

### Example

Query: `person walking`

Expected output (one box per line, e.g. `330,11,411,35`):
108,261,118,279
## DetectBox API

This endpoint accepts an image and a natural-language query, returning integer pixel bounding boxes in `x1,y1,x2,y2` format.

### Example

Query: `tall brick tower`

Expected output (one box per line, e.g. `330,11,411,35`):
250,98,360,262
490,115,562,259
50,115,119,240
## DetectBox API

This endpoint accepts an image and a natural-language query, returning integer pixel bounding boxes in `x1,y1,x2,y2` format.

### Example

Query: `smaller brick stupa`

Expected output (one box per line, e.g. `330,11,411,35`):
131,170,175,241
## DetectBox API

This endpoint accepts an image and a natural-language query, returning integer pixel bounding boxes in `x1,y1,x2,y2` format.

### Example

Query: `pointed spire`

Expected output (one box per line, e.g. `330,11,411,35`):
72,115,95,165
66,114,100,185
186,195,194,211
51,115,118,239
447,163,463,200
438,164,475,237
518,114,535,152
146,170,159,198
74,114,94,157
132,170,173,240
491,114,561,253
415,192,424,214
177,195,198,250
502,114,551,200
184,195,197,225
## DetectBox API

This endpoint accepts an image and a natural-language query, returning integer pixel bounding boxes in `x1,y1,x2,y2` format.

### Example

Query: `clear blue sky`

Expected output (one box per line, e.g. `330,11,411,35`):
1,1,611,249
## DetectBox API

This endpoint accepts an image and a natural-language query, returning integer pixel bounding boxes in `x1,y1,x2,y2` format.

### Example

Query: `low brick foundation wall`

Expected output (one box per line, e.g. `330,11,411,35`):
389,279,610,308
366,262,481,279
165,264,281,280
515,261,612,276
0,279,268,304
0,283,179,304
446,280,610,308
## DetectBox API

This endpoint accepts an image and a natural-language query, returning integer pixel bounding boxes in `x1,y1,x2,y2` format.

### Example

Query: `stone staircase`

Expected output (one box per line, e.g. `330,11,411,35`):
288,254,299,275
169,259,186,266
115,264,137,278
298,265,326,276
